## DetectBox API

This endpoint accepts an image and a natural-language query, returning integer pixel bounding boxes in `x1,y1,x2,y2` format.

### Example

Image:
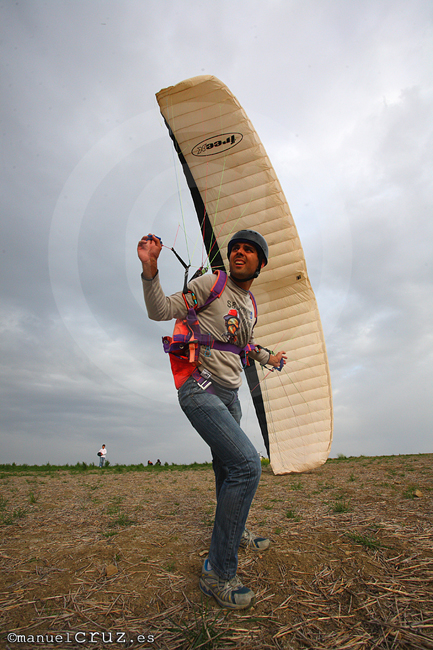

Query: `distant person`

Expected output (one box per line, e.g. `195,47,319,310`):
147,460,153,466
155,459,161,466
98,444,107,468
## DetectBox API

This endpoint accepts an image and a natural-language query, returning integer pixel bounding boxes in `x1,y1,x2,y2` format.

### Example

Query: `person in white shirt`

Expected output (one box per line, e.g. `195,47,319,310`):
98,444,107,468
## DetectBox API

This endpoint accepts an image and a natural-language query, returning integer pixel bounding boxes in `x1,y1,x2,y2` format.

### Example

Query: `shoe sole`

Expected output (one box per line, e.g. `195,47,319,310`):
199,578,255,610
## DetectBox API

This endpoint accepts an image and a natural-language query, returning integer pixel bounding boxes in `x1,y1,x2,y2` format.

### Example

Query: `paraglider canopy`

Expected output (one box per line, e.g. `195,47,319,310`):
156,75,333,474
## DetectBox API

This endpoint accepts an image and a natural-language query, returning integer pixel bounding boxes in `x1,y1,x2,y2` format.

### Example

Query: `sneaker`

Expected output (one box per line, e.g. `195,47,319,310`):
239,528,270,551
199,559,255,610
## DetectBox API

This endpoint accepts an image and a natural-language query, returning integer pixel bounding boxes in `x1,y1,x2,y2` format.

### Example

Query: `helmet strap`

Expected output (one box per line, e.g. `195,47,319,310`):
252,263,261,279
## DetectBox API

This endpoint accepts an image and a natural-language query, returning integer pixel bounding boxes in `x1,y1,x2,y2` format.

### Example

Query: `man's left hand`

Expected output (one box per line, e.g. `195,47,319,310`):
268,351,287,369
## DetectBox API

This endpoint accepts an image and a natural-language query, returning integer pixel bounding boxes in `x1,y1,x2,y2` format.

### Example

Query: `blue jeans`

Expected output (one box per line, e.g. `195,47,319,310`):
178,376,261,580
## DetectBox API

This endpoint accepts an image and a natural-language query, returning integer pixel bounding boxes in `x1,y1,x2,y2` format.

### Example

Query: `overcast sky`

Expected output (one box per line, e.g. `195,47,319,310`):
1,0,432,467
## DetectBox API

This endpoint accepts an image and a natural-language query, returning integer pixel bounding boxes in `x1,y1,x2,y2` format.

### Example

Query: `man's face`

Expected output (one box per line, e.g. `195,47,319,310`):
229,242,260,282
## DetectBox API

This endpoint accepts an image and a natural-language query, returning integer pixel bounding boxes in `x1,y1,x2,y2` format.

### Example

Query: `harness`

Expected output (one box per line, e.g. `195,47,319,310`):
162,271,258,389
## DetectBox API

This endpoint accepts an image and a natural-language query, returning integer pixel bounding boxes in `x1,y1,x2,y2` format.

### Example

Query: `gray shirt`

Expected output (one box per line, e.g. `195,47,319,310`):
142,271,270,389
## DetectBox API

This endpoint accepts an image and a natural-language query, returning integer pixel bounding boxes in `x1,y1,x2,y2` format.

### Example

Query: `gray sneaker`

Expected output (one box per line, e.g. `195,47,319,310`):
239,528,270,551
199,559,255,610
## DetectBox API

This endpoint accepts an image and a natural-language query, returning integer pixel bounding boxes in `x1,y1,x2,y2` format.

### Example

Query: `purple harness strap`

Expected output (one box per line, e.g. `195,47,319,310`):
163,270,259,374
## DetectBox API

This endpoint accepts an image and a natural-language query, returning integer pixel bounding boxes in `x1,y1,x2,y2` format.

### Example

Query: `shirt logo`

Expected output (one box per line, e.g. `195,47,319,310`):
224,309,240,343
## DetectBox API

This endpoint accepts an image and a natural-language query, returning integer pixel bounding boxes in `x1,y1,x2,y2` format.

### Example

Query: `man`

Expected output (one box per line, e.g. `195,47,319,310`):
138,229,286,609
98,444,107,468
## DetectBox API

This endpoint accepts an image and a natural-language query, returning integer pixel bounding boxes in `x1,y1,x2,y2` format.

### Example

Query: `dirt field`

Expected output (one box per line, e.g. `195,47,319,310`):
1,454,432,650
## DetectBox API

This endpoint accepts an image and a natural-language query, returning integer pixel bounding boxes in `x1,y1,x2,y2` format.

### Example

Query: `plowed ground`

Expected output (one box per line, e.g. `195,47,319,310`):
1,454,432,649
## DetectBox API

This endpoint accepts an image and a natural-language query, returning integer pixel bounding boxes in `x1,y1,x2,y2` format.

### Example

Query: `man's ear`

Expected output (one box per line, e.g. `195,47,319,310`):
260,259,265,269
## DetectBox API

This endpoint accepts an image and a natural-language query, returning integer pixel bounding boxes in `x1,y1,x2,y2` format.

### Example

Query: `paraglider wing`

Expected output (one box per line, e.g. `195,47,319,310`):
156,76,333,474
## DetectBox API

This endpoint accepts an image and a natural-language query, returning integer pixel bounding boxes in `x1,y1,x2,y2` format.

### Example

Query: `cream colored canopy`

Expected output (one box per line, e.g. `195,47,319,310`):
156,76,333,474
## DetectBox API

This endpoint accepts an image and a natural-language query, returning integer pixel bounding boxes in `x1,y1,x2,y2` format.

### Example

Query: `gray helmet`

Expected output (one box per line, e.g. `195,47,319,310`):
227,230,268,266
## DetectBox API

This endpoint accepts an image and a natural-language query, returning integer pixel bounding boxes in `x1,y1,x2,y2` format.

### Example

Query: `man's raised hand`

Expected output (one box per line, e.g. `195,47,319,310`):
138,234,162,279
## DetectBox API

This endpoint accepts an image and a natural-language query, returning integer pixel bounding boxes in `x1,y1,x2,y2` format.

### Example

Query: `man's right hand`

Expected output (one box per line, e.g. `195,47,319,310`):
138,234,162,279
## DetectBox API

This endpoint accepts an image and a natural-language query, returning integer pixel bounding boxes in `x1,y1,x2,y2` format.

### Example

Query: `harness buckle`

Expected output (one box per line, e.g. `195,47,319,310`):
195,368,213,391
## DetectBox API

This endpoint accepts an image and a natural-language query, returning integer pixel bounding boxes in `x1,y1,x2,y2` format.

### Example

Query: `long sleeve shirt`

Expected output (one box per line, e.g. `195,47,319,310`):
142,271,270,389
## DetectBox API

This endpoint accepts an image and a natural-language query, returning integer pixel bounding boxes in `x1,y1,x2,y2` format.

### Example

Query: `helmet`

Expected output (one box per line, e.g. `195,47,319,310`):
227,230,269,266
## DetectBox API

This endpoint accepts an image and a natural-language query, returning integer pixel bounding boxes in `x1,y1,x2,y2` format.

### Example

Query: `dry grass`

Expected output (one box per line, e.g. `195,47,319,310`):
1,454,432,649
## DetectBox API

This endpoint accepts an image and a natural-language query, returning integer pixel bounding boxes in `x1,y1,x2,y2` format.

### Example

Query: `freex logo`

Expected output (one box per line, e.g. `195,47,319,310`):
191,133,243,157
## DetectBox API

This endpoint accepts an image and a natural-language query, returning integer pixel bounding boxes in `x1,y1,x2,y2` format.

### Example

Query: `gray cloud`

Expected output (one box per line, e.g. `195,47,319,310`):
1,0,432,465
